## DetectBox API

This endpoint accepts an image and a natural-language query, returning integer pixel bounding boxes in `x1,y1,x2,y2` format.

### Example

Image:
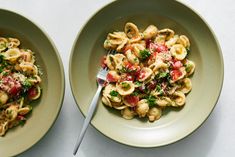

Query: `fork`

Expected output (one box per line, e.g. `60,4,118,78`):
73,49,115,155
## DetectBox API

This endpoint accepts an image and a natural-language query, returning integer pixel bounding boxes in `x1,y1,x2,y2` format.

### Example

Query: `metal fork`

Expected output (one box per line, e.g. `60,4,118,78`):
73,49,115,155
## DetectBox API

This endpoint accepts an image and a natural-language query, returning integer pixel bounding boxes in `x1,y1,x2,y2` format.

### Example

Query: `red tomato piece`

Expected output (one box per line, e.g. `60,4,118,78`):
145,39,152,49
124,95,139,106
170,69,182,81
155,44,168,52
28,87,38,99
106,73,118,82
100,56,107,68
171,59,183,69
124,44,133,53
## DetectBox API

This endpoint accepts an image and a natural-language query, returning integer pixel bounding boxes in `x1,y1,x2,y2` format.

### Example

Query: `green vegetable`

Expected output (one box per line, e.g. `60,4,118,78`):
158,72,169,79
132,90,140,96
134,81,142,87
121,82,130,89
156,85,161,92
186,47,190,53
19,120,26,126
110,90,119,97
139,49,151,60
22,79,32,89
146,95,156,107
185,64,192,73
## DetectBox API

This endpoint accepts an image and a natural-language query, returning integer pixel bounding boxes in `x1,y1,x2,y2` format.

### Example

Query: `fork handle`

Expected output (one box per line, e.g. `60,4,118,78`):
73,85,103,155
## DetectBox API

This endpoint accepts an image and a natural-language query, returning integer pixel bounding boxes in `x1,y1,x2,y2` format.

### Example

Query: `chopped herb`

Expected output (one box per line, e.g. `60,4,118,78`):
139,49,151,60
22,79,32,90
156,85,161,92
185,64,192,73
0,67,3,73
110,90,119,97
134,81,142,87
121,82,130,89
2,71,9,76
186,47,190,53
0,54,4,63
19,120,26,126
146,95,156,107
158,72,169,79
132,90,140,96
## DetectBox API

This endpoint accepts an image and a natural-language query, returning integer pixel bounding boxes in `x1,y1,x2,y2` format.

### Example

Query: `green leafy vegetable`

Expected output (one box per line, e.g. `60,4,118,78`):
146,95,156,107
110,90,119,97
121,82,131,89
139,49,151,60
134,81,142,87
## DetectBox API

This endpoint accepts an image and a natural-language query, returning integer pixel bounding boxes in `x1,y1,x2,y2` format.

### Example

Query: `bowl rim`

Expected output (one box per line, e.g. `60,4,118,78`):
69,0,224,148
0,8,65,156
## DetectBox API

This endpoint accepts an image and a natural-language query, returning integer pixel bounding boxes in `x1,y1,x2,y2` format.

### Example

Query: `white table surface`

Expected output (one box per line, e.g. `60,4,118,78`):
0,0,234,156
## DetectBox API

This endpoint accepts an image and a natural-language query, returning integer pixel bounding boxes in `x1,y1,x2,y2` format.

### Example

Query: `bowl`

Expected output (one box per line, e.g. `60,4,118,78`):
0,9,65,156
69,0,223,147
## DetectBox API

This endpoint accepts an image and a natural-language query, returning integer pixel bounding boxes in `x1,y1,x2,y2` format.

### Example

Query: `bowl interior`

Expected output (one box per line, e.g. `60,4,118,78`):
0,9,64,156
70,0,223,147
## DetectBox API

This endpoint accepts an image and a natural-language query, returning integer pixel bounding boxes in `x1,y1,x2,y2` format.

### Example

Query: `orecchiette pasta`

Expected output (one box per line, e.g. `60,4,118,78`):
101,22,195,122
0,37,42,136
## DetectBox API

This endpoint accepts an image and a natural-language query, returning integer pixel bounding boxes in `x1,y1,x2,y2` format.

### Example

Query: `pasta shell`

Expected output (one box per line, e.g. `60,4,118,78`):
185,59,195,76
170,44,187,60
0,121,8,136
28,75,42,84
147,107,162,122
172,91,186,107
143,25,158,39
156,97,172,107
178,78,192,94
19,62,38,75
106,55,116,70
103,84,116,96
154,35,166,45
2,48,21,62
132,43,145,58
101,95,112,107
0,90,9,105
5,105,18,121
116,38,128,52
20,49,35,63
121,107,136,120
113,104,127,110
125,22,140,39
126,49,139,65
136,99,149,117
0,37,8,52
116,81,135,96
7,38,20,48
138,67,153,82
149,59,168,73
177,35,190,48
158,28,175,40
165,35,179,48
114,53,127,70
18,106,32,115
12,72,26,82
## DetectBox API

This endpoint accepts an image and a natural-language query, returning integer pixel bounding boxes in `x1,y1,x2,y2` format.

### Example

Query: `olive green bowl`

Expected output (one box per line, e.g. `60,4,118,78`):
0,9,65,156
69,0,223,147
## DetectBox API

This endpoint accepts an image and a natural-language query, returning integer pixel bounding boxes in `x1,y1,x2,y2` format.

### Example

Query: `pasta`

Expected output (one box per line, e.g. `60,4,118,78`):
101,22,195,122
0,37,42,136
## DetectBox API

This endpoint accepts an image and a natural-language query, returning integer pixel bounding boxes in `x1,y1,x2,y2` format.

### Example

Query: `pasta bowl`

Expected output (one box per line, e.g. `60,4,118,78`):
0,9,65,156
69,0,223,147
